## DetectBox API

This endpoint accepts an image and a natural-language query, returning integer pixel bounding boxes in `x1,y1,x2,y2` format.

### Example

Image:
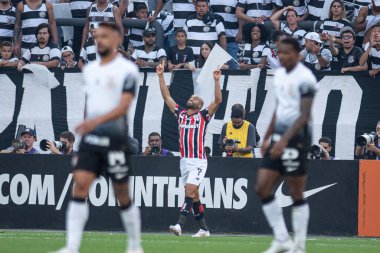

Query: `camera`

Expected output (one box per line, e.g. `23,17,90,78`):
356,132,378,147
40,139,66,151
225,139,241,157
150,145,160,156
11,139,26,150
311,144,325,159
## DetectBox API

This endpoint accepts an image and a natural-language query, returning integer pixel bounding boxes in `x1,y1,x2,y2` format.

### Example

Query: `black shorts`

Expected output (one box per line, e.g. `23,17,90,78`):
261,135,308,176
73,135,131,183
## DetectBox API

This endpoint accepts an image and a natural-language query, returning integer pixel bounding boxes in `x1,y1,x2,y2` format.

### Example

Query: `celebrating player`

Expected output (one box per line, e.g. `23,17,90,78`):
156,63,222,237
256,37,317,253
52,22,143,253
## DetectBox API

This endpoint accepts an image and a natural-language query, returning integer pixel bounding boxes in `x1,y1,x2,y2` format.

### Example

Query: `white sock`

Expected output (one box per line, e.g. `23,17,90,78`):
292,202,310,250
66,200,89,252
120,205,142,250
262,198,289,242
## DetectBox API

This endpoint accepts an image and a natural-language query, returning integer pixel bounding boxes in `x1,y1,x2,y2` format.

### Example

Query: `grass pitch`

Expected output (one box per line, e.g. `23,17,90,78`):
0,231,379,253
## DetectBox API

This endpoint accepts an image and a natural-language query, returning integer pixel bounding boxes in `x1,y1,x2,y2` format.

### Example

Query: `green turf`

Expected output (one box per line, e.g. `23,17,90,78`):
0,231,379,253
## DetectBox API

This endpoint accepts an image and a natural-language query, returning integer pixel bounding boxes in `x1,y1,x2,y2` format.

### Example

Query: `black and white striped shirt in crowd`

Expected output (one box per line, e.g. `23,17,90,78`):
320,18,352,42
21,42,60,63
280,23,306,46
80,37,97,63
127,18,144,48
88,2,115,30
183,14,226,56
241,43,271,64
21,0,49,49
163,0,195,29
210,0,239,42
0,5,16,42
237,0,275,18
155,11,174,37
306,0,324,21
275,0,307,16
70,0,94,18
364,42,380,70
131,46,167,63
352,0,371,17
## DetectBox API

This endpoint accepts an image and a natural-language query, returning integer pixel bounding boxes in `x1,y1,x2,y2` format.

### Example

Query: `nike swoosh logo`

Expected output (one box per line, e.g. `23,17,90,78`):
275,181,337,208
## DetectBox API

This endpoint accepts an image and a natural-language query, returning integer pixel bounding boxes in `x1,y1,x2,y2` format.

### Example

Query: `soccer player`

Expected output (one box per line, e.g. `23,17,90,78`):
52,22,143,253
256,37,317,253
156,63,222,237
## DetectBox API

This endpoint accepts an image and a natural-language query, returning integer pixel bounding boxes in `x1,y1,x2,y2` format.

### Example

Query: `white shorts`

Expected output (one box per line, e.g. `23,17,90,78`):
180,158,208,186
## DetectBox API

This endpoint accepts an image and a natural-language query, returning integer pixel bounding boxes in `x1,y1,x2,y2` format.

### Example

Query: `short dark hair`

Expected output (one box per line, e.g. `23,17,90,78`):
231,104,245,119
195,0,209,4
319,137,332,146
279,37,302,53
286,9,298,18
148,132,161,139
341,30,356,39
60,131,75,143
98,22,122,36
35,23,51,39
0,41,12,48
175,28,187,36
134,3,148,11
272,30,288,42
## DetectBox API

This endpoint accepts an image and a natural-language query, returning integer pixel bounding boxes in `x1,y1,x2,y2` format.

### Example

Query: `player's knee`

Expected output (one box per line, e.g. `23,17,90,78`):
73,182,90,198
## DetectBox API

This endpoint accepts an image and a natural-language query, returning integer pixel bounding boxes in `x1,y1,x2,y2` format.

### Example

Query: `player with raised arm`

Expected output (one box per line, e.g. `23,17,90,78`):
51,22,143,253
256,37,318,253
156,63,222,237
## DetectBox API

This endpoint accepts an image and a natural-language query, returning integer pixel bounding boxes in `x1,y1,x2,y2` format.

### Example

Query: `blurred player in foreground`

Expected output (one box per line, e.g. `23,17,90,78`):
156,63,222,237
256,37,318,253
51,22,143,253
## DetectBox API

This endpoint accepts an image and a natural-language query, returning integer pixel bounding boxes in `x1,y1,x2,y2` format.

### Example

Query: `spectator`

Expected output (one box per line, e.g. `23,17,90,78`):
218,104,256,158
355,121,380,159
81,0,122,50
270,6,307,47
150,10,175,52
17,23,60,71
47,131,76,155
318,137,335,160
274,0,308,20
236,0,274,24
300,32,332,71
360,23,380,77
329,28,367,72
195,40,213,68
131,28,167,68
143,132,174,156
127,3,148,48
0,0,15,43
239,23,271,70
184,0,227,56
167,28,196,72
0,128,39,154
355,0,380,48
60,46,78,69
320,0,352,46
306,0,325,21
78,25,97,69
210,0,240,69
267,31,289,69
13,0,58,58
0,41,18,67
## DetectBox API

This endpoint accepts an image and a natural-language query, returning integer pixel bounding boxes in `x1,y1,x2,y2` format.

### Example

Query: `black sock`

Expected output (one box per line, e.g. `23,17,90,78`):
193,200,208,231
177,197,193,228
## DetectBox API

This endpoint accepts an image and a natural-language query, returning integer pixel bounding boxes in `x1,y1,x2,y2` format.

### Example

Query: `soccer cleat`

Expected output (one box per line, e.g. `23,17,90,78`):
261,238,294,253
192,229,210,238
169,224,182,236
126,248,144,253
48,248,78,253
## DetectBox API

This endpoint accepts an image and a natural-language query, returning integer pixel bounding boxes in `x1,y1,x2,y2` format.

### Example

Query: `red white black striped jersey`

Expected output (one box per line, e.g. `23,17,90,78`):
175,104,211,159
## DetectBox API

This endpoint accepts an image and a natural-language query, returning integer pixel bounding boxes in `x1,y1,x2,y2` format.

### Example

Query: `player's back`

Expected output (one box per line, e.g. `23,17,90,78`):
273,63,317,136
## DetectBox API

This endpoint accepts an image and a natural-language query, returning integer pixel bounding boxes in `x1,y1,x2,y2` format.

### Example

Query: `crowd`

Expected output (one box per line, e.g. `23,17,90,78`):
0,0,379,75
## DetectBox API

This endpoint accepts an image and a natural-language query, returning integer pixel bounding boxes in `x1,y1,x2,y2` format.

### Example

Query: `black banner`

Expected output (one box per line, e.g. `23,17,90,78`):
0,155,358,235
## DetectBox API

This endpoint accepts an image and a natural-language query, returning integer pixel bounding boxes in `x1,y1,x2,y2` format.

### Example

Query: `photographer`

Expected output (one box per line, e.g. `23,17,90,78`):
355,122,380,160
44,131,76,155
0,128,39,154
143,132,174,156
311,137,335,160
218,104,256,158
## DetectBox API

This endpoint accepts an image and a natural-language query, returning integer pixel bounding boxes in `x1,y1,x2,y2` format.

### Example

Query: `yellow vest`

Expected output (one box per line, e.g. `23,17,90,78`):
226,120,254,158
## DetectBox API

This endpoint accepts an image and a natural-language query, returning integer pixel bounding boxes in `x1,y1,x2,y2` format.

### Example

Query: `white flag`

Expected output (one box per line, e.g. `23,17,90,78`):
195,44,232,108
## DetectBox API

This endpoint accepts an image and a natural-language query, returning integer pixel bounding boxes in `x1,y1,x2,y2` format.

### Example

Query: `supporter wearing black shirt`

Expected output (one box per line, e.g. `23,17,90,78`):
329,28,368,72
167,28,195,71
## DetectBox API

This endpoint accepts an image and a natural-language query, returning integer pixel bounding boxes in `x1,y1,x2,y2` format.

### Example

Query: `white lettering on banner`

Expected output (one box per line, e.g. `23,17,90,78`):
154,177,169,207
134,176,153,207
28,175,55,205
56,173,72,210
199,177,213,208
213,178,234,209
89,176,108,207
0,174,10,204
10,174,29,205
0,76,16,134
167,177,184,207
233,178,248,210
312,76,362,160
